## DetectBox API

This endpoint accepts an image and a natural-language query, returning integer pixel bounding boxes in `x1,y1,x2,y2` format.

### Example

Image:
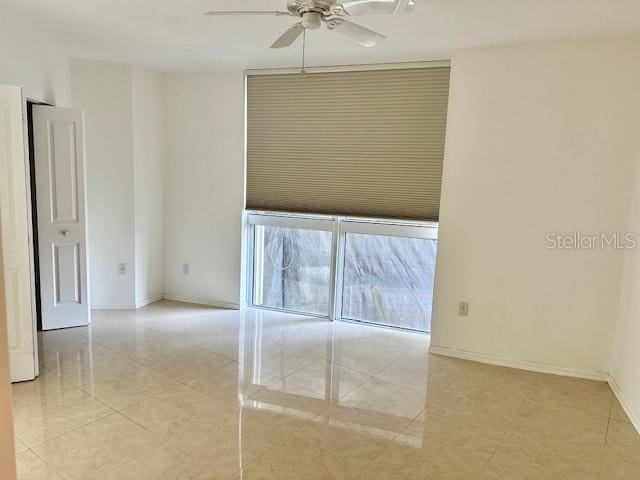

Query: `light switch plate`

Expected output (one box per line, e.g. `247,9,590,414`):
458,301,469,316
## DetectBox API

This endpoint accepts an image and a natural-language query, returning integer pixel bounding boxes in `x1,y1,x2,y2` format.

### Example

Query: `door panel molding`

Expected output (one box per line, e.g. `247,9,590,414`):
48,120,79,224
53,243,81,305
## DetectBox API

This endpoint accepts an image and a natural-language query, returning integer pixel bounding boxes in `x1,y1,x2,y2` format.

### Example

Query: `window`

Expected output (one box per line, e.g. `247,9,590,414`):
341,233,437,332
252,225,332,316
247,213,438,332
245,65,448,332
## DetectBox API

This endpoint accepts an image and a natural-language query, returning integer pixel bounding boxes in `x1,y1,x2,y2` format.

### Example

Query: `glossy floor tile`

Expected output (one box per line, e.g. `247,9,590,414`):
32,414,161,480
611,398,632,424
15,450,63,480
78,364,180,410
11,301,638,480
605,420,640,466
368,404,507,480
13,389,114,447
11,372,76,407
99,445,217,480
15,437,28,454
600,446,640,480
284,359,371,400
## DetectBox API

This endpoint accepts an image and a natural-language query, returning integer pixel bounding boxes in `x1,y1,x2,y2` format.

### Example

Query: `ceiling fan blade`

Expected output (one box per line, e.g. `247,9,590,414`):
338,0,416,15
326,18,385,47
270,23,305,49
204,11,290,16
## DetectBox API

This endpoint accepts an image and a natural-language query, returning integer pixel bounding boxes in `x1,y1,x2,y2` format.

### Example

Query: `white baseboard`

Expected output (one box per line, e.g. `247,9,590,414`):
428,344,609,382
161,294,240,310
91,295,239,311
135,295,163,309
608,376,640,433
91,304,136,310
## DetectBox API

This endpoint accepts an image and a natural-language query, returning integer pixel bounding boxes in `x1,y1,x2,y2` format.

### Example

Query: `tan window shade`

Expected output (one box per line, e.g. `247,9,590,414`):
246,66,450,221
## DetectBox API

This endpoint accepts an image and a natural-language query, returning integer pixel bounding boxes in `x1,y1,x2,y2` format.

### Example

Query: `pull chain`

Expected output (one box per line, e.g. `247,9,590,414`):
301,28,307,74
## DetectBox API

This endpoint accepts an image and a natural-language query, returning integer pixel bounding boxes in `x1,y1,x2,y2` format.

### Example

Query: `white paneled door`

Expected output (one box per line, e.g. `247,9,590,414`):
0,85,37,382
33,106,90,330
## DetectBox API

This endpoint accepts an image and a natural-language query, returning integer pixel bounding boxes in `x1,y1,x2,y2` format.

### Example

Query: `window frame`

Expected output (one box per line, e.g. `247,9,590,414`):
246,210,438,329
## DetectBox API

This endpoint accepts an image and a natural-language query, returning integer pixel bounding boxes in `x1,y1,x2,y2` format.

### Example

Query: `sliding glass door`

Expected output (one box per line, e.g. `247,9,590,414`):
247,212,438,332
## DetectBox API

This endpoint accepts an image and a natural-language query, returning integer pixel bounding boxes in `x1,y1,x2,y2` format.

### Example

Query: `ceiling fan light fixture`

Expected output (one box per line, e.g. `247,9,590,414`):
205,0,414,49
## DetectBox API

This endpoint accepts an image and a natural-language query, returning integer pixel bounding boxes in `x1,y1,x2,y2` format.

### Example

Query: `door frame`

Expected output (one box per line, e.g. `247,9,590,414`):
26,100,51,332
12,94,52,377
20,96,46,376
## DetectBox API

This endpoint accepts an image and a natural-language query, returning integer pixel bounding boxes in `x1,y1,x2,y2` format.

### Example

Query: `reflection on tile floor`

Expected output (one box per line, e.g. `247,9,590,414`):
11,300,640,479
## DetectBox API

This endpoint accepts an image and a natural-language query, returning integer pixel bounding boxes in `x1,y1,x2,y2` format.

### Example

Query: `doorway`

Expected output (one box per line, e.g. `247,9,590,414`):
26,100,47,331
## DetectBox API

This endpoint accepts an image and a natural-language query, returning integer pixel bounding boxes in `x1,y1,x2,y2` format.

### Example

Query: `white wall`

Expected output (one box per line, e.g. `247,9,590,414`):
70,60,166,309
0,8,70,106
611,150,640,430
71,60,136,308
162,71,245,308
432,40,640,378
132,66,164,308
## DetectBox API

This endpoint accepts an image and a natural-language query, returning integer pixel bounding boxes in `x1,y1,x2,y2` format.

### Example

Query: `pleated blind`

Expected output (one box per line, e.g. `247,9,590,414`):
246,66,450,220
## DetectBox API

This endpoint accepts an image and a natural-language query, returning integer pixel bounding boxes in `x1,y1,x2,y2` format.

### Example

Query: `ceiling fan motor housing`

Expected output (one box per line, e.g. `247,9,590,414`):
288,0,337,18
288,1,337,29
302,12,323,29
287,0,336,14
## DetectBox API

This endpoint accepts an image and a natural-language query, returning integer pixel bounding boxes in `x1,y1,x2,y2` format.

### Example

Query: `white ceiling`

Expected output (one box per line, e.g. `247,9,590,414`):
5,0,640,71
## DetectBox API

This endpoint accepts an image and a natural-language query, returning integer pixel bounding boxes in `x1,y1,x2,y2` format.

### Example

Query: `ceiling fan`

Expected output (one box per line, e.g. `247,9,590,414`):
205,0,416,49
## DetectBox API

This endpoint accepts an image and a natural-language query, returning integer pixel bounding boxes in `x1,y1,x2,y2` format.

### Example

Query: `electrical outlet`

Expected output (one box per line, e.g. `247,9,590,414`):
119,263,127,275
458,301,469,316
183,263,190,275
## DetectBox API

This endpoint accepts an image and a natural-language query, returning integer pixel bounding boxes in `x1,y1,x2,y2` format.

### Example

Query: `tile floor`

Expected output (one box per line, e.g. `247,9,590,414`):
11,300,640,480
